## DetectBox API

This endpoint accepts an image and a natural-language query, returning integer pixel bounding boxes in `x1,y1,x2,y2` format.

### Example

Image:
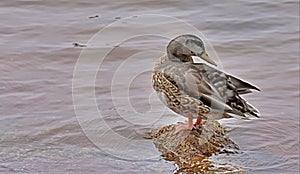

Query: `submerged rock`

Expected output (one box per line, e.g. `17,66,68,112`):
149,120,244,173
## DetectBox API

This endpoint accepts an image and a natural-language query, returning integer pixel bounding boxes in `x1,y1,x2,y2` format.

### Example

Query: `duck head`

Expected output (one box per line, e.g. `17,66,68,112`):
166,34,217,66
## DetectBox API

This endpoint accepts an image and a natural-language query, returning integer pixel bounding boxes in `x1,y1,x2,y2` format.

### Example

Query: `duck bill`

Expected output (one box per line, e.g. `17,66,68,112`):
200,51,217,66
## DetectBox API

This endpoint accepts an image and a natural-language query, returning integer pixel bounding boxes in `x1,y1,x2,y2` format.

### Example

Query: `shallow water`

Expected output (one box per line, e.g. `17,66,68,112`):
0,0,299,173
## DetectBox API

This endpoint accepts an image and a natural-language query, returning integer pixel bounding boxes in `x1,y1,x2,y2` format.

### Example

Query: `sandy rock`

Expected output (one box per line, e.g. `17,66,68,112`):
149,120,244,173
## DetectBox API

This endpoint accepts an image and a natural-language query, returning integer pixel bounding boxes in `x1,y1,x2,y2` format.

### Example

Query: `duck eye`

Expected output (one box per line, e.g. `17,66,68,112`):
190,51,195,55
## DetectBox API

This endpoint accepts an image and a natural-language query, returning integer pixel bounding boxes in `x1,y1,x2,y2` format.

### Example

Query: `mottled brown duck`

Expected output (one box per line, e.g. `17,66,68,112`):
152,34,260,133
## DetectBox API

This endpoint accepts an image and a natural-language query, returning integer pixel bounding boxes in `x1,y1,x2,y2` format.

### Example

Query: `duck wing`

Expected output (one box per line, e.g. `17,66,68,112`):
226,74,260,94
160,61,260,118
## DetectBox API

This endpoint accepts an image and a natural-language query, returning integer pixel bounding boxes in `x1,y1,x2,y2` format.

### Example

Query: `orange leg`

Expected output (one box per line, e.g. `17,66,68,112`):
195,118,202,125
174,114,194,134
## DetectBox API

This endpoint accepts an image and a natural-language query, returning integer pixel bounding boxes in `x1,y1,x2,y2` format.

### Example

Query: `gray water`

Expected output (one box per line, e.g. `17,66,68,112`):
1,0,299,173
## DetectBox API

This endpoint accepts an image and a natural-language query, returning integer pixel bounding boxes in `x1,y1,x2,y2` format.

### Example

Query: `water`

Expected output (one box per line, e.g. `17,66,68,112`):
0,0,299,173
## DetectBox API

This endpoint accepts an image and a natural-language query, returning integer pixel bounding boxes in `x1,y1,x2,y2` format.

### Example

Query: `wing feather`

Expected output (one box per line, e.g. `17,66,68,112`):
159,61,259,117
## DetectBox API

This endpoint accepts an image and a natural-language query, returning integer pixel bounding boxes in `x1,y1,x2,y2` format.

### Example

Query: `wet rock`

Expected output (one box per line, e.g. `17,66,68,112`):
149,120,244,173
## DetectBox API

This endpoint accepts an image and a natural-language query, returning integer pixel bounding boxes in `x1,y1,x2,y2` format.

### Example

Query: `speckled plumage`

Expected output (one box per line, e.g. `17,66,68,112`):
152,35,260,122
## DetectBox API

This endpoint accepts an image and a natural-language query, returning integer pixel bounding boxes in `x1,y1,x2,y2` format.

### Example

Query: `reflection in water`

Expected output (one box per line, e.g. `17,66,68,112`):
0,0,299,173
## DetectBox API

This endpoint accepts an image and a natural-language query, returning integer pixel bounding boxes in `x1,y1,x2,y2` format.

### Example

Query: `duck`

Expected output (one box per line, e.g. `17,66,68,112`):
152,34,260,133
